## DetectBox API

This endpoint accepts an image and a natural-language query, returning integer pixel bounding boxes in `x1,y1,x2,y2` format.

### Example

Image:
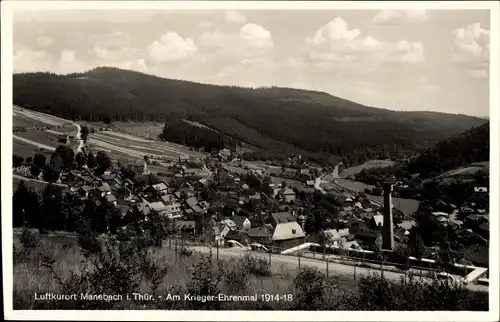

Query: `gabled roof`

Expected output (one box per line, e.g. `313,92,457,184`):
281,187,295,196
431,211,449,217
372,215,384,227
176,221,196,230
247,226,271,238
221,219,236,228
80,185,92,192
186,197,199,207
271,212,296,225
152,182,168,191
398,220,417,231
161,194,175,203
323,228,350,242
98,182,111,192
101,173,116,180
105,194,117,203
148,201,168,212
355,229,380,240
272,221,305,241
232,215,250,229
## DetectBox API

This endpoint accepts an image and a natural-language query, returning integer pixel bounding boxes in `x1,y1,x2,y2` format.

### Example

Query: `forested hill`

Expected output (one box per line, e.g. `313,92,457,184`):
13,67,485,166
407,122,490,177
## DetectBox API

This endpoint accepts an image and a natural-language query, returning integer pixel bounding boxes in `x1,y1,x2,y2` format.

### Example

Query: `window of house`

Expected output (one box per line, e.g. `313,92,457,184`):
292,229,296,234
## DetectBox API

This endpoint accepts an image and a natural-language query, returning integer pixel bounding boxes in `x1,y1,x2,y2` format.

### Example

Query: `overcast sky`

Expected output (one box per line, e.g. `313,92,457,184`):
13,9,490,117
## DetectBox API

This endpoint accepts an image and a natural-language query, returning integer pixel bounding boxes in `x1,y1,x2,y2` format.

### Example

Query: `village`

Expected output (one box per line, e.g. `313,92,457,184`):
13,132,490,277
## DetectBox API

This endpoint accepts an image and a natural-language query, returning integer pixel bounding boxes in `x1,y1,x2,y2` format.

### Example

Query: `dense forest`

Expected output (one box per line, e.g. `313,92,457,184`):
407,122,489,178
14,67,486,166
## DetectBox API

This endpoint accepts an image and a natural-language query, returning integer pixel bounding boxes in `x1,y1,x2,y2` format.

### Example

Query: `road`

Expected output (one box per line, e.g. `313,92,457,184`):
189,246,488,293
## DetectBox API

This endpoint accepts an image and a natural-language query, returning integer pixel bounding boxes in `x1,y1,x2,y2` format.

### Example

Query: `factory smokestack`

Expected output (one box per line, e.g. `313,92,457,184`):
382,182,394,251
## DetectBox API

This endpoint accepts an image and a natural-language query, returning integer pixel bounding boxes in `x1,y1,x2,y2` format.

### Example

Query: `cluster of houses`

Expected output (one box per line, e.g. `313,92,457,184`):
13,140,490,266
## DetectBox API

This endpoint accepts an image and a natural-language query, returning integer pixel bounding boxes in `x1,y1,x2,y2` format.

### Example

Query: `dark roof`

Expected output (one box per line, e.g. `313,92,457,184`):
176,221,196,230
464,245,489,266
186,197,199,206
101,173,116,180
225,229,249,241
271,212,296,225
98,182,111,192
355,229,381,240
105,194,117,202
247,226,271,238
466,214,489,222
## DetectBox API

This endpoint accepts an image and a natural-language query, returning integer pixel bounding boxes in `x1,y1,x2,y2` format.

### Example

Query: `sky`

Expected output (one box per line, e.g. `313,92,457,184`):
12,9,491,117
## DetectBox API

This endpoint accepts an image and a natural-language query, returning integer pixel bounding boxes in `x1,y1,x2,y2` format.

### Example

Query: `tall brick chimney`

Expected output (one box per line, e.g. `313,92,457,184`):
382,182,394,251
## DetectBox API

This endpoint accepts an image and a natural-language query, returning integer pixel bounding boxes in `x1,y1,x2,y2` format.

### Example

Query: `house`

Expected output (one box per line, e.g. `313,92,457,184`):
321,228,350,247
58,134,69,144
93,182,111,198
148,201,168,214
105,194,118,207
300,168,310,175
347,218,369,235
152,182,169,196
217,167,231,183
220,219,237,231
160,194,176,204
224,230,252,246
247,226,272,244
354,229,381,244
431,211,449,221
124,178,135,188
186,197,204,214
398,220,417,231
232,215,251,231
280,168,298,179
272,186,283,198
136,202,151,216
101,173,117,182
370,214,384,229
464,244,489,267
271,221,306,249
279,187,296,203
165,202,182,218
249,193,261,201
306,180,315,187
176,221,196,235
78,185,92,199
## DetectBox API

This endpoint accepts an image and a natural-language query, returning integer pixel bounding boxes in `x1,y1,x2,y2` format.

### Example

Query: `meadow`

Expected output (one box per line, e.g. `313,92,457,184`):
340,160,395,178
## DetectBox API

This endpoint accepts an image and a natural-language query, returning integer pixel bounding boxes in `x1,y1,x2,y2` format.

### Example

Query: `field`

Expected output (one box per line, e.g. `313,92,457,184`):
441,164,489,178
13,106,80,159
84,121,165,141
15,131,64,148
87,130,207,165
13,140,53,159
13,113,48,128
340,159,395,178
13,175,69,193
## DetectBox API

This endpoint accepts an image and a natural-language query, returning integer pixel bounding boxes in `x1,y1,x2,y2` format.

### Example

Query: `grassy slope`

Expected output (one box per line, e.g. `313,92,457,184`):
12,232,356,310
